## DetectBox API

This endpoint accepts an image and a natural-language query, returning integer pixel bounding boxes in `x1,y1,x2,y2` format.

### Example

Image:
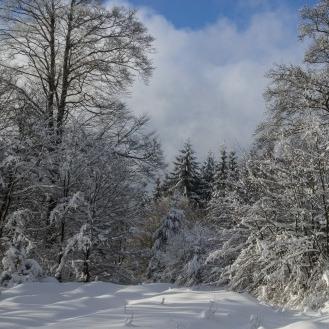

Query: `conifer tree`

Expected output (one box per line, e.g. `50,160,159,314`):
214,149,229,195
159,173,171,198
207,148,240,228
153,177,162,201
200,153,216,203
165,141,201,205
228,151,238,180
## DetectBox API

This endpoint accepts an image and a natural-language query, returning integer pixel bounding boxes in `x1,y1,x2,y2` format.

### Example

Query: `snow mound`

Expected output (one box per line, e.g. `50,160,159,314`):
0,282,328,328
279,321,325,329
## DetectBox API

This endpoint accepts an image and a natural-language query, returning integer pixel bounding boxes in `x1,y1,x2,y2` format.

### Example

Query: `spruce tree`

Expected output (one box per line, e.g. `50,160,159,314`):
200,153,216,203
228,151,238,174
153,177,162,201
208,148,240,227
228,151,239,186
214,148,229,196
160,173,173,197
166,141,201,204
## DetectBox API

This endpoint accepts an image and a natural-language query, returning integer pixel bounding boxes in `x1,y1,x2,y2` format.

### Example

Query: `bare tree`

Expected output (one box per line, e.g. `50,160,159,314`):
0,0,153,140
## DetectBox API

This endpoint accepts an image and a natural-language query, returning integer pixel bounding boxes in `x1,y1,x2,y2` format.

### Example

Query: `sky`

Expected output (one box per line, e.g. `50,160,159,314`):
123,0,316,30
106,0,317,161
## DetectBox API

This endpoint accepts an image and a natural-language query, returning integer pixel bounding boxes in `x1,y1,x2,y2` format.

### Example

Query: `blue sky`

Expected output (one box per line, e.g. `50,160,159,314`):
125,0,316,30
107,0,318,160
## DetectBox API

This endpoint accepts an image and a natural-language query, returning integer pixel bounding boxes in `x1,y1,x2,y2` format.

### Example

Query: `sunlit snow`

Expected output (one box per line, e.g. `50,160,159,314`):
0,281,328,329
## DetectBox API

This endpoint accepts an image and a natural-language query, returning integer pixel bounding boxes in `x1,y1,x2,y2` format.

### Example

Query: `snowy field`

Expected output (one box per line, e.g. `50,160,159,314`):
0,281,329,329
0,282,329,329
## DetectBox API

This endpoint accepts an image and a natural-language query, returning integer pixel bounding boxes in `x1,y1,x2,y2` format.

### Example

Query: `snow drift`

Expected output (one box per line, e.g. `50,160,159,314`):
1,282,329,329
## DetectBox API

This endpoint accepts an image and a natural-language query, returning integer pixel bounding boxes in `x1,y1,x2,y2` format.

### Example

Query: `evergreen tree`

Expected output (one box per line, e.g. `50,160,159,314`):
160,173,172,197
165,141,201,205
200,153,216,203
214,149,229,195
153,177,162,201
228,151,238,181
207,148,240,228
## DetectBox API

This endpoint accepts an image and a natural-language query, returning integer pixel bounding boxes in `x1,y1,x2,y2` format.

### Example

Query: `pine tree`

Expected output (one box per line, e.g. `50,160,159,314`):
165,141,201,205
203,151,248,285
228,151,238,180
207,148,240,228
214,148,229,195
160,173,171,197
200,153,216,203
153,177,162,201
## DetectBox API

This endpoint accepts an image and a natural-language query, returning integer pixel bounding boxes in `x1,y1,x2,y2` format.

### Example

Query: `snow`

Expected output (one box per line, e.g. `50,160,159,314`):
0,281,329,329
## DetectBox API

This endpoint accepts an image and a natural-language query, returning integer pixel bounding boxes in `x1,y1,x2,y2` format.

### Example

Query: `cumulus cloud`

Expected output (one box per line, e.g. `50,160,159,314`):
107,1,305,160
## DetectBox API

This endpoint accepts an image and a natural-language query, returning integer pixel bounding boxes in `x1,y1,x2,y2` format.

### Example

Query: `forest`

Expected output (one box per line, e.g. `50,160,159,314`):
1,0,329,314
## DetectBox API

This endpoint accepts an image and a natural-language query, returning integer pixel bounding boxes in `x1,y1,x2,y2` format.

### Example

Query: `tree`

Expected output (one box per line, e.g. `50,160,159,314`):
0,244,43,288
164,141,201,205
228,151,238,181
300,0,329,65
153,177,162,201
200,152,216,203
147,203,185,282
207,148,239,225
146,194,215,285
0,0,154,139
203,151,247,284
214,148,229,195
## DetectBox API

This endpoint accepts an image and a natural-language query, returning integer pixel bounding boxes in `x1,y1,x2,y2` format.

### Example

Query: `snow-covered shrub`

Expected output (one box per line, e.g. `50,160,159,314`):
176,224,215,286
202,161,250,285
147,206,185,282
225,231,329,309
153,207,184,250
204,225,249,285
147,200,215,285
0,208,43,287
0,244,43,288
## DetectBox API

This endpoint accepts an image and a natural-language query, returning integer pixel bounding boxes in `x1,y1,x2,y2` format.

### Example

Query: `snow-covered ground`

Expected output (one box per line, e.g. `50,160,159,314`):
0,281,329,329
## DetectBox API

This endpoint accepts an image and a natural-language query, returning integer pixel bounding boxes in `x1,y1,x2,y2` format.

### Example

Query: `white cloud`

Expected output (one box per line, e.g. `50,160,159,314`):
107,2,305,161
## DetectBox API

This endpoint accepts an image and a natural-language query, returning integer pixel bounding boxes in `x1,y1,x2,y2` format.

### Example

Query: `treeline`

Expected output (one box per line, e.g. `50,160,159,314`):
155,142,238,208
145,142,241,284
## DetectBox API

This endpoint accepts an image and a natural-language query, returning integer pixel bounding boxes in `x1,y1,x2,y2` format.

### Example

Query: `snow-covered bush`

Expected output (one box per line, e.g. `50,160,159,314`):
226,232,329,309
147,199,215,285
0,245,43,288
204,225,249,285
176,224,215,286
147,205,185,282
